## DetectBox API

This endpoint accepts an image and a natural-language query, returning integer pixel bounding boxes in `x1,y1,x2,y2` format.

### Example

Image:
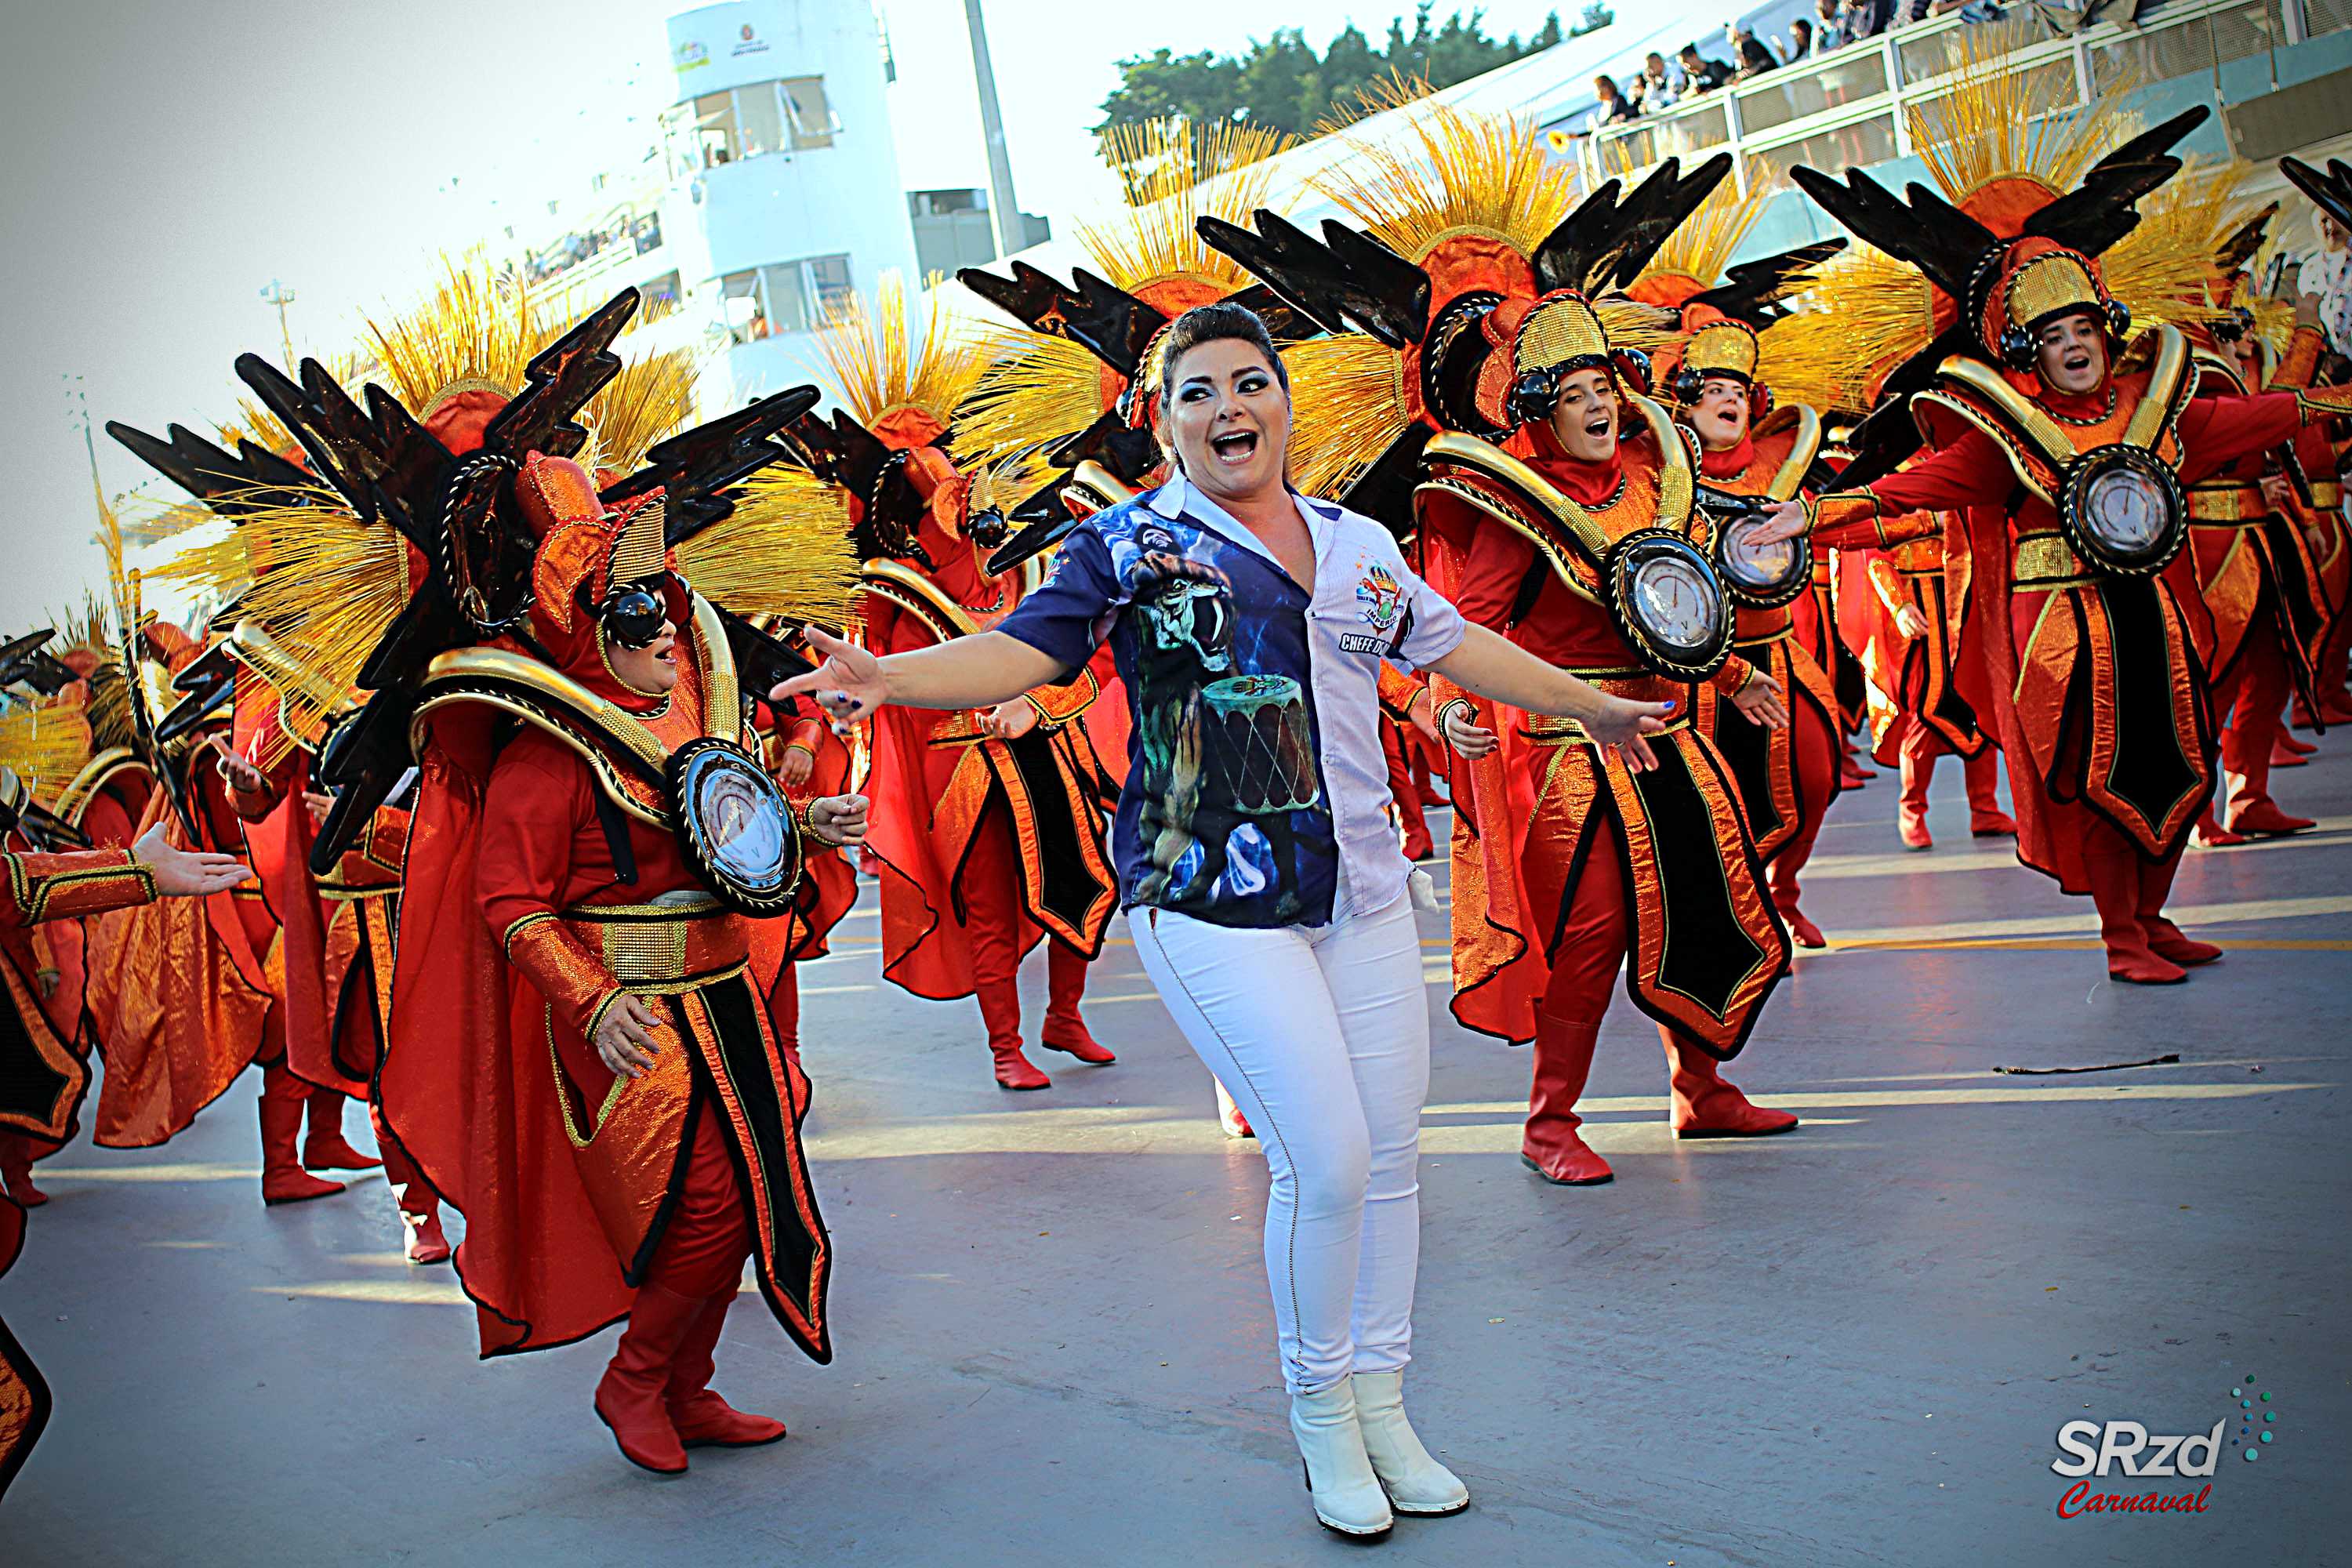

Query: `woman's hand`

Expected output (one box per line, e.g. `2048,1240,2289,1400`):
773,745,814,790
214,739,269,798
131,823,253,898
1751,499,1810,546
770,626,887,732
1584,694,1677,773
976,699,1039,740
593,995,666,1080
1440,700,1497,759
806,793,869,848
1730,670,1790,731
1893,604,1929,641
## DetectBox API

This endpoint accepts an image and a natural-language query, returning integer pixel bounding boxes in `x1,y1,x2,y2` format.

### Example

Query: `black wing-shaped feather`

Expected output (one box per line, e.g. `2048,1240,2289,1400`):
1686,239,1849,326
234,354,451,553
601,384,822,546
1820,323,1977,490
1336,425,1436,543
480,288,637,463
1530,154,1736,296
2214,204,2278,275
2281,155,2352,234
1789,165,1998,303
105,422,319,518
956,261,1170,379
1047,409,1163,484
2024,107,2211,256
785,410,925,563
1196,211,1429,347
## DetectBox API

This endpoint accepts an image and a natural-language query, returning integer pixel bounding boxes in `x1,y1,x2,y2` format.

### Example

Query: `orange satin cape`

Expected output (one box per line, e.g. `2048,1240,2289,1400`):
86,760,272,1147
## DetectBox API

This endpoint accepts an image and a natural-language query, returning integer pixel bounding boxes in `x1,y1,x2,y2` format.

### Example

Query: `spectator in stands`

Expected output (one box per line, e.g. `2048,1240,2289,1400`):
1813,0,1850,49
1786,16,1817,58
1584,74,1639,132
1639,50,1682,108
1849,0,1890,38
1726,21,1781,75
1678,42,1736,93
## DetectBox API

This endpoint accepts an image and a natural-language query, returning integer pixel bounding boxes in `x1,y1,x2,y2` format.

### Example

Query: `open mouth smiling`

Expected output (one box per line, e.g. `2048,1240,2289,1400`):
1210,429,1260,463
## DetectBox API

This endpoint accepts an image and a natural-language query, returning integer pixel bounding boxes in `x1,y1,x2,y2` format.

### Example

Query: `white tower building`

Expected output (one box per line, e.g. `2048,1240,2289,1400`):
659,0,920,405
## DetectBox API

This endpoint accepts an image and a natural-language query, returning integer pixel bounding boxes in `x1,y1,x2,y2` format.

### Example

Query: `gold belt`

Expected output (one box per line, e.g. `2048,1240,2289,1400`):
1524,667,1693,742
2013,532,2094,590
2186,484,2267,524
2310,481,2343,509
1733,623,1796,652
557,897,747,989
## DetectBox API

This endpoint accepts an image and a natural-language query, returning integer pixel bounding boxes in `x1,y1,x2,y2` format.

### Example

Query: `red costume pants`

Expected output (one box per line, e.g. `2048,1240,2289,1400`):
957,803,1091,1048
1764,691,1840,924
2212,615,2296,829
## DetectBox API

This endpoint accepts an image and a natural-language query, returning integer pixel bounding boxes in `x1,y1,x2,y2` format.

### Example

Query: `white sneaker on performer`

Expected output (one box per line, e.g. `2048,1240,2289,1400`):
1351,1371,1471,1515
1290,1381,1396,1539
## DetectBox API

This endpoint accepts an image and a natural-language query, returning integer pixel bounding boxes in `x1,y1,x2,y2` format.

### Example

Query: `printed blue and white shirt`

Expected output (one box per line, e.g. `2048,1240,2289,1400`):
996,470,1466,930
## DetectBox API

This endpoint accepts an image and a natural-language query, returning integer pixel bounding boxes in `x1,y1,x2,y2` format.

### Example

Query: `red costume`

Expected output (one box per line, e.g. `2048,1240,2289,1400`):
0,841,162,1501
1810,339,2352,979
1860,515,2016,849
792,285,1117,1091
2182,331,2332,840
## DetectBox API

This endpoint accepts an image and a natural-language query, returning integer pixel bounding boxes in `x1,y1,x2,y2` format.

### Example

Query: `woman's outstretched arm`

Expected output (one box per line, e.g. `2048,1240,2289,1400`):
1424,622,1676,763
770,626,1069,724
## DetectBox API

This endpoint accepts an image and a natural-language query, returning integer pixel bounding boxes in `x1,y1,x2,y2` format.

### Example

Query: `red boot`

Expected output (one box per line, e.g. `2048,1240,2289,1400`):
401,1207,452,1265
593,1284,699,1474
303,1089,383,1172
1522,1009,1612,1185
1215,1080,1255,1139
2141,917,2221,967
2227,801,2314,836
2085,843,2184,985
1896,732,1933,850
1665,1036,1798,1138
978,978,1050,1091
0,1134,47,1208
1037,944,1114,1065
2190,809,2247,848
260,1075,345,1205
1962,749,2016,837
666,1290,787,1449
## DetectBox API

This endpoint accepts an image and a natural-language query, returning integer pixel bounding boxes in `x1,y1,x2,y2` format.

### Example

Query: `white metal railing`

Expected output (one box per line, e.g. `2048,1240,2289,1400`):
1581,0,2323,192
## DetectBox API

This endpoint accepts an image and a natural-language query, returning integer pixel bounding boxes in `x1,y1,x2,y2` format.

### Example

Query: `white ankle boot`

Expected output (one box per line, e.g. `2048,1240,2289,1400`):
1352,1371,1471,1515
1290,1382,1395,1539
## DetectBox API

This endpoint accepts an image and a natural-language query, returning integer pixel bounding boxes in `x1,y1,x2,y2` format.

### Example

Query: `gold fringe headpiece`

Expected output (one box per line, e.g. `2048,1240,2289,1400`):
1083,118,1297,298
816,273,991,449
0,702,94,796
1312,96,1579,264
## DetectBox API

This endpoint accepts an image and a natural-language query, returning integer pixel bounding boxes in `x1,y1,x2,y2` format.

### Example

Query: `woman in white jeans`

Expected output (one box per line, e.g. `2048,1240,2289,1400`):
778,303,1672,1540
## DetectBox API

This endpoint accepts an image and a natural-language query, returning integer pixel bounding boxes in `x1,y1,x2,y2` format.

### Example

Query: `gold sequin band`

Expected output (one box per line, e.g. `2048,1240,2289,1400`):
1525,669,1693,742
2310,481,2343,508
557,898,748,991
2185,483,2269,524
2012,532,2094,590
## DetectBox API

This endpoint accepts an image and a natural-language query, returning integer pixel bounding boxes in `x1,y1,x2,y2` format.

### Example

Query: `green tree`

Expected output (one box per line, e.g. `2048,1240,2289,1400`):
1095,6,1566,151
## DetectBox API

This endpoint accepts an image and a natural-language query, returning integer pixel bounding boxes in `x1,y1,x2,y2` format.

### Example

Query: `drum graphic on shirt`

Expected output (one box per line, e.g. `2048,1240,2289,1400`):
1202,674,1320,814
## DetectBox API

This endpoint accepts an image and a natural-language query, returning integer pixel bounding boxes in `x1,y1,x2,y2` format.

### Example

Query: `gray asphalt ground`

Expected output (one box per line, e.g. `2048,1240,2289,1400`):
8,744,2350,1566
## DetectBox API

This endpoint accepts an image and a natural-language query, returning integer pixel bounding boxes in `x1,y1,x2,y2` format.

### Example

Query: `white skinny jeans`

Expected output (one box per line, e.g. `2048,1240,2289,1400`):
1131,891,1428,1395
